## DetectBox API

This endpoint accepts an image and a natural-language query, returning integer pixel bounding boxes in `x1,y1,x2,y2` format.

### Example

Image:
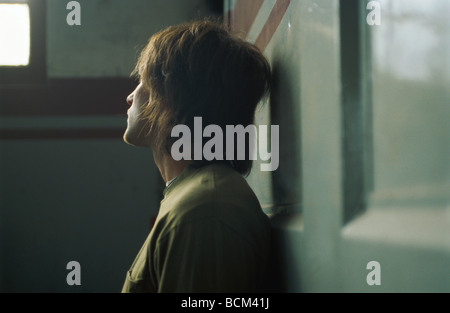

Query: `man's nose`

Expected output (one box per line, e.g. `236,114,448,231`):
126,92,134,106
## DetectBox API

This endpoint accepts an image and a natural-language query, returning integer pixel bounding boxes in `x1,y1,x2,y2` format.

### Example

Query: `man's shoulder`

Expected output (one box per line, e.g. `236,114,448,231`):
158,162,267,233
168,162,259,206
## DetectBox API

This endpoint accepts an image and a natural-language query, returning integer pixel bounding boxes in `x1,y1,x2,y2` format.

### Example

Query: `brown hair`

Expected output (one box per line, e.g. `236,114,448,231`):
132,20,271,176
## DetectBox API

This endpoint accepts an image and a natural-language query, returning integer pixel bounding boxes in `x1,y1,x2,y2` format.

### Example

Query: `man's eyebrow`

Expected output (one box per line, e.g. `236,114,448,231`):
131,74,140,83
130,68,141,80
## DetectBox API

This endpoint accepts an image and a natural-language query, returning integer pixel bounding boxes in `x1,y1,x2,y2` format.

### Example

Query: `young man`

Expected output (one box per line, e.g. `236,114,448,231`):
121,20,272,293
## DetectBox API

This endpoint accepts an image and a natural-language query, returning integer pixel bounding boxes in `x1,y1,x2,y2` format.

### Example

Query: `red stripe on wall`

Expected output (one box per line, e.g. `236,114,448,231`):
0,128,125,140
254,0,291,51
0,78,135,116
230,0,264,37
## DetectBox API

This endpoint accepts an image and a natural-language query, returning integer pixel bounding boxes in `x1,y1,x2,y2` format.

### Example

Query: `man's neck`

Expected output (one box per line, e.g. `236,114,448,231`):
153,149,190,183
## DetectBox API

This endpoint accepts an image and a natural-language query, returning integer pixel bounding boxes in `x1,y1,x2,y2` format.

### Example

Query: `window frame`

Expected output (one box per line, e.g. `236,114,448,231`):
339,0,369,224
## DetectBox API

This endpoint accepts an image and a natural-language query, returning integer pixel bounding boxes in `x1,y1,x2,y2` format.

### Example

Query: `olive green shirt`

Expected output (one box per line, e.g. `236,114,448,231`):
121,162,271,293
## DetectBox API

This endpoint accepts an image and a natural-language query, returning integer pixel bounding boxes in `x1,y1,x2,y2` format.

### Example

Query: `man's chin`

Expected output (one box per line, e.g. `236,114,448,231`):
123,132,137,146
123,131,150,148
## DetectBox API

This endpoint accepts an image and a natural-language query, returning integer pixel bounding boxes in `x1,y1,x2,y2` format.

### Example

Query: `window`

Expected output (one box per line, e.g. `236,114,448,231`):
0,0,46,84
0,3,30,66
367,0,450,208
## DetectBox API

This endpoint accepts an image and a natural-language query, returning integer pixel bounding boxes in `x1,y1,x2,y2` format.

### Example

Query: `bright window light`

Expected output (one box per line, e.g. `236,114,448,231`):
0,3,30,66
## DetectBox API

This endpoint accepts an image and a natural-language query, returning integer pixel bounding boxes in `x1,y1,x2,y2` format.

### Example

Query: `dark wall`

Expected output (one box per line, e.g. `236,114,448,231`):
0,0,221,292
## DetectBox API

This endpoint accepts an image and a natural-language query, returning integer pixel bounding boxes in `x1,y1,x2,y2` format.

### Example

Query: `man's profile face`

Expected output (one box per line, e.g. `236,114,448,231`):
123,82,151,147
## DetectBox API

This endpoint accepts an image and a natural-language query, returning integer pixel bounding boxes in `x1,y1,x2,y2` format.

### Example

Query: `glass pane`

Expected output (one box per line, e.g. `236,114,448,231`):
370,0,450,205
0,3,30,66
